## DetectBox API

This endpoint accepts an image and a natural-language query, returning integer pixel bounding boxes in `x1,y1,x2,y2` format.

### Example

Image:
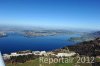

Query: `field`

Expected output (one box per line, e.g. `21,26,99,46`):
6,58,92,66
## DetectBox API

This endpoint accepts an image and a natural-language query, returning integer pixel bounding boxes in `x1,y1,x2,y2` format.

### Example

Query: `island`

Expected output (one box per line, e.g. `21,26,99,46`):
21,30,75,37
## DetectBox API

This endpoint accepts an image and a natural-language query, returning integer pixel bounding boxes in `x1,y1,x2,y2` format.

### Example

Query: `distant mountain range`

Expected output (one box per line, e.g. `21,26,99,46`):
68,31,100,42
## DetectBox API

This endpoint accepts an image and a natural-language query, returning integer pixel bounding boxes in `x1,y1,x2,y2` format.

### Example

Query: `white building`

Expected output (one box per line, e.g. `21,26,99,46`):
39,51,47,56
3,54,10,60
11,52,18,56
3,52,33,60
32,51,40,55
32,51,47,56
56,52,76,57
47,52,56,56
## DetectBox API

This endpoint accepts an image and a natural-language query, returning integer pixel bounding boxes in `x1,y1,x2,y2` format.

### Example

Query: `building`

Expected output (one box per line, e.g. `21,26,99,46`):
32,51,47,56
3,54,10,60
56,52,76,57
32,51,40,55
39,51,47,56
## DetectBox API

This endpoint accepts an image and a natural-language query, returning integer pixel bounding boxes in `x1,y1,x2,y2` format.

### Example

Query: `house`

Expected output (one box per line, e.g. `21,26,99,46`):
11,52,19,56
39,51,47,56
56,52,76,57
32,51,47,56
32,51,40,55
47,52,56,56
3,54,10,60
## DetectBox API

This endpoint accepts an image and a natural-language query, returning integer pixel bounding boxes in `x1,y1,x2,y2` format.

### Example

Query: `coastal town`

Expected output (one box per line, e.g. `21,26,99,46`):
3,49,76,61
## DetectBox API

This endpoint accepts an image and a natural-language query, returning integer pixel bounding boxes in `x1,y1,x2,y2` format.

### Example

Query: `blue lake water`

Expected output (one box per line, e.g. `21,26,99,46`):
0,34,80,54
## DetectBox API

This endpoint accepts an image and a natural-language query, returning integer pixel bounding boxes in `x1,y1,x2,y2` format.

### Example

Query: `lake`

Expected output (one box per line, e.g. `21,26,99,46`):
0,33,80,54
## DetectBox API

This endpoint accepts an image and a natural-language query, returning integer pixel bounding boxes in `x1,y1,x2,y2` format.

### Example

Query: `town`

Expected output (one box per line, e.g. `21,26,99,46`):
3,49,76,63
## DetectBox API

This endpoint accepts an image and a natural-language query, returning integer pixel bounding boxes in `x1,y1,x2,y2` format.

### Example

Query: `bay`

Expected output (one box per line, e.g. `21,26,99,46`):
0,33,80,54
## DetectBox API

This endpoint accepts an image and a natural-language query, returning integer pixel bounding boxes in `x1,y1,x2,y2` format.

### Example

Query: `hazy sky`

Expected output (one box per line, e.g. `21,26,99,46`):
0,0,100,30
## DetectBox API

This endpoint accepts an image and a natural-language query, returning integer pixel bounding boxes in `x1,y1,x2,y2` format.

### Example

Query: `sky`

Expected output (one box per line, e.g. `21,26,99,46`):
0,0,100,30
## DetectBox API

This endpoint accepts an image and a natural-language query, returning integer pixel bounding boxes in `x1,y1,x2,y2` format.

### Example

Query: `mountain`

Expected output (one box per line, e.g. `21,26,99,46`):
64,38,100,56
68,31,100,42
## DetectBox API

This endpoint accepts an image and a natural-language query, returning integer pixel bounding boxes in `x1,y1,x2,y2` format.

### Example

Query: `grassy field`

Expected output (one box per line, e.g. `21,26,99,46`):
96,58,100,62
6,57,92,66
